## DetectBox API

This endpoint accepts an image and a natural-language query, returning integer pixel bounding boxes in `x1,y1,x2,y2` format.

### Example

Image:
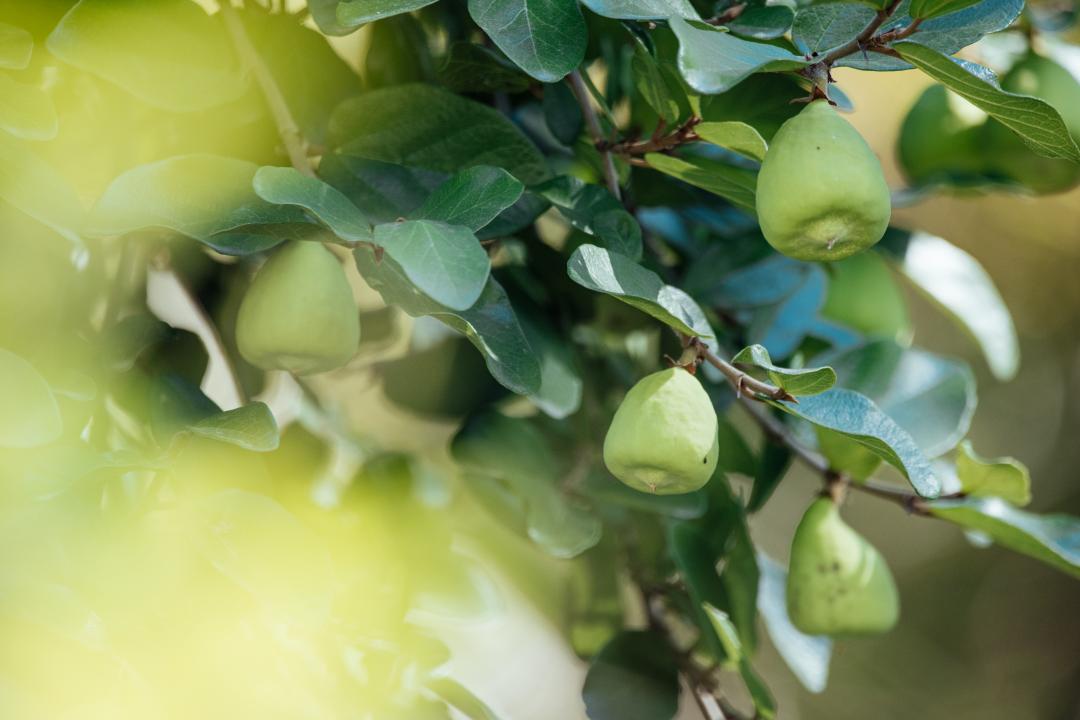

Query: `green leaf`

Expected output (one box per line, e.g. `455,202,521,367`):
519,313,583,420
320,154,445,225
632,43,689,126
566,243,713,338
411,166,525,232
728,3,796,41
695,121,768,162
355,248,541,395
748,264,827,359
732,345,836,396
0,131,84,244
670,18,809,95
954,440,1031,506
535,176,642,260
698,73,803,142
910,0,984,20
793,3,877,55
581,473,708,518
702,604,777,719
894,42,1080,162
426,677,500,720
0,73,56,141
337,0,439,27
897,232,1018,382
756,553,831,693
467,0,586,82
0,22,33,69
582,631,680,720
768,389,940,497
437,42,532,94
0,348,62,449
328,84,549,184
542,79,584,146
451,412,601,558
824,340,977,458
644,152,756,213
253,166,373,243
86,155,310,251
188,403,280,453
373,219,491,312
925,497,1080,578
47,0,246,112
747,440,793,513
580,0,698,20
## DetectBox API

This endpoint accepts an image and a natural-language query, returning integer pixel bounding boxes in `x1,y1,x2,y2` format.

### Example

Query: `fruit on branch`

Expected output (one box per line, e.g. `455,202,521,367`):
898,85,989,187
756,100,891,262
603,367,718,494
787,496,899,635
236,240,359,375
983,53,1080,194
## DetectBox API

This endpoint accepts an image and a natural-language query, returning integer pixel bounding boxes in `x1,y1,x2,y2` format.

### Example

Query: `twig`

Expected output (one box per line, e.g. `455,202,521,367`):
567,69,622,200
603,117,703,158
820,0,904,66
682,335,796,403
221,2,314,177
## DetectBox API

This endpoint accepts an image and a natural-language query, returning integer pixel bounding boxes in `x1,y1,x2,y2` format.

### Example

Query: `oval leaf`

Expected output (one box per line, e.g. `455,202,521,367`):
731,344,836,396
410,165,525,232
253,166,372,243
467,0,586,82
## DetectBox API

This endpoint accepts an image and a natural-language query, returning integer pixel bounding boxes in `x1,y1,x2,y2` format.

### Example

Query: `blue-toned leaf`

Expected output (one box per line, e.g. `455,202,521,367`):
467,0,586,82
670,18,809,95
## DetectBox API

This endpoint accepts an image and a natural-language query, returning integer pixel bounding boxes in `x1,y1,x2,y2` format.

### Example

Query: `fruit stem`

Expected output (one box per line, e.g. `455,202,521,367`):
567,69,622,200
221,1,316,178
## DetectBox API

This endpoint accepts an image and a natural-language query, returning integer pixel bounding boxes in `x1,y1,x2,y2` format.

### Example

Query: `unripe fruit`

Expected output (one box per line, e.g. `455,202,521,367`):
756,100,891,262
984,53,1080,194
898,85,988,186
821,251,909,341
787,497,899,636
236,240,359,375
603,367,718,494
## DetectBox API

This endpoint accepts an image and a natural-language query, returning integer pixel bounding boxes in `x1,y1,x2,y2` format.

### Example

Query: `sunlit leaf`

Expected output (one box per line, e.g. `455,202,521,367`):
695,121,768,162
954,440,1031,506
189,403,280,453
0,348,62,449
731,344,836,396
670,18,808,95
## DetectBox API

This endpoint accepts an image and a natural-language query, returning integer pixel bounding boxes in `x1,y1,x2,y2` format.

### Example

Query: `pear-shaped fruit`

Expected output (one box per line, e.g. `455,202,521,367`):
898,85,989,186
603,367,718,494
983,53,1080,194
236,240,359,375
787,497,899,636
756,100,891,262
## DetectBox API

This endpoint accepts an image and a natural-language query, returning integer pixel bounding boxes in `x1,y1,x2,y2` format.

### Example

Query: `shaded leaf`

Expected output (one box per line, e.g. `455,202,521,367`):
373,219,491,312
437,42,532,94
702,604,776,719
670,18,809,95
747,440,793,513
189,402,280,453
567,243,713,338
728,4,796,41
47,0,246,112
632,42,689,126
451,412,601,558
320,154,446,225
582,631,680,720
467,0,586,82
732,344,836,396
793,3,876,55
756,553,831,693
581,473,708,519
328,84,549,184
894,41,1080,162
925,497,1080,578
748,264,827,359
254,166,372,243
897,231,1018,381
543,79,584,146
768,389,940,497
519,313,583,420
581,0,698,20
411,165,524,232
0,348,62,449
645,152,757,213
0,131,84,244
86,155,309,250
337,0,439,27
910,0,984,19
0,22,33,69
355,248,541,395
535,176,642,259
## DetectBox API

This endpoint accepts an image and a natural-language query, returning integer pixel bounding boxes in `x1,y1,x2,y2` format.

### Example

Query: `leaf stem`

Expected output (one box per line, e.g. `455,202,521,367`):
684,335,796,403
568,69,622,200
221,1,315,177
820,0,906,66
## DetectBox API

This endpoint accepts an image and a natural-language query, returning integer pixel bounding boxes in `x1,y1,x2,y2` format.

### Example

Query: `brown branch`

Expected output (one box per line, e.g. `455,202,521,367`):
567,69,622,200
705,2,747,26
682,335,796,403
221,2,314,177
604,116,703,158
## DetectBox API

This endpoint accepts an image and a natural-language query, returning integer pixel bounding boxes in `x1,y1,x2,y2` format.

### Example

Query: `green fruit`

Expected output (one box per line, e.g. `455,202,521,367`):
603,367,719,494
236,241,359,375
815,427,882,482
898,85,988,186
787,497,899,636
822,251,909,341
756,100,891,262
984,53,1080,194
